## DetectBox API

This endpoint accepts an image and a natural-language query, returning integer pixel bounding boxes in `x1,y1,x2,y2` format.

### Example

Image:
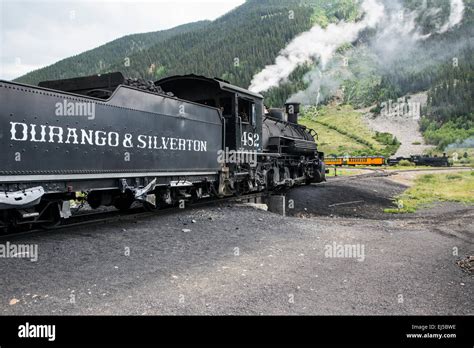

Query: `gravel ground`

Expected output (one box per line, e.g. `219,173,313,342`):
0,176,472,315
286,174,404,219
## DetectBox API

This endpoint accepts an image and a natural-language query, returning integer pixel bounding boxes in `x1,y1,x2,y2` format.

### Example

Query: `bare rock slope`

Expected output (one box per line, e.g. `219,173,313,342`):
361,92,435,157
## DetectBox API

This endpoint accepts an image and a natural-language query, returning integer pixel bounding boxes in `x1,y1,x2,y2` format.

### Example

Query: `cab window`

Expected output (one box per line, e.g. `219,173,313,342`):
219,97,233,116
238,97,254,124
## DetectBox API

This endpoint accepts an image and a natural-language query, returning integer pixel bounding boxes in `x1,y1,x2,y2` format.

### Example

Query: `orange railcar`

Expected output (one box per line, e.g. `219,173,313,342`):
346,156,385,166
324,156,385,166
324,157,343,166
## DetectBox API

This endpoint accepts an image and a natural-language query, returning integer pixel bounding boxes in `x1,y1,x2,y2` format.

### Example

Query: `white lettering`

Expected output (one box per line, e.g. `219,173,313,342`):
95,131,106,146
178,138,186,150
161,137,169,150
170,138,178,150
108,132,119,147
65,128,79,144
9,123,209,153
30,124,47,142
48,126,63,143
10,122,28,141
137,135,147,149
81,129,94,145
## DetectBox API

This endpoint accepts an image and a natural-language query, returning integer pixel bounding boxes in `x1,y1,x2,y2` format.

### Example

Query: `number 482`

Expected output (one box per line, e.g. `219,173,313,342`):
241,132,259,147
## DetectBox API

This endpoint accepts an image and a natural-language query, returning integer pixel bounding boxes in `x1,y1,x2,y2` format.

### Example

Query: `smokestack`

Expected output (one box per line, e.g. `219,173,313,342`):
285,102,300,124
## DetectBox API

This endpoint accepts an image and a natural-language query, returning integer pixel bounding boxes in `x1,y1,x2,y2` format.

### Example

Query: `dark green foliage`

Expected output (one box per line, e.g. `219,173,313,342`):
15,21,211,84
15,0,359,107
421,115,474,149
341,0,474,148
16,0,319,90
374,131,401,156
375,132,400,146
13,0,473,149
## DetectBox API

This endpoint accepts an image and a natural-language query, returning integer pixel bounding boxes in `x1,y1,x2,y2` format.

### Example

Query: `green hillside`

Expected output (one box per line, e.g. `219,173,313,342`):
340,0,474,150
299,105,400,157
15,0,360,89
14,0,474,151
15,20,211,84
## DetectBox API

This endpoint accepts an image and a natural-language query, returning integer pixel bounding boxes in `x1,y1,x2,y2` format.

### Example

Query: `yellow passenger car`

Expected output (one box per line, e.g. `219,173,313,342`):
324,157,343,166
346,156,385,166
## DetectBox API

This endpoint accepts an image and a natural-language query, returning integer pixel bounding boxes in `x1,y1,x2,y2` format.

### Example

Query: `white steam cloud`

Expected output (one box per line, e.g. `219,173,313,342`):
248,0,385,94
364,0,467,74
445,136,474,150
249,0,466,105
438,0,465,33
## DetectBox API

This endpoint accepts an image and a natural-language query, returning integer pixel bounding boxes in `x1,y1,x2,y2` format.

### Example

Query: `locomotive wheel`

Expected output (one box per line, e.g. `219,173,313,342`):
113,198,134,211
86,191,102,209
113,191,135,211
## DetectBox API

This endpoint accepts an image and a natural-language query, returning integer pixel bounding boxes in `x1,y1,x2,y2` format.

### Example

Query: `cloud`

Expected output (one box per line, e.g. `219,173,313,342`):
438,0,465,33
0,0,245,80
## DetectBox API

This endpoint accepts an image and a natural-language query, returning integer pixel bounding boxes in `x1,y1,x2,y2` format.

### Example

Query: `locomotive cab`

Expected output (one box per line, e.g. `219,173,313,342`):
156,75,263,153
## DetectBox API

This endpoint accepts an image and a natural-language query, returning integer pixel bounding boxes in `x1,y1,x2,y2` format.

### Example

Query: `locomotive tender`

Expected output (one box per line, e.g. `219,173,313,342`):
0,72,325,230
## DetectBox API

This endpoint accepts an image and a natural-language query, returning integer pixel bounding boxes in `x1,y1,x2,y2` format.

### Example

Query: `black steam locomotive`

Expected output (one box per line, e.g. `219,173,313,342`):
387,154,450,167
0,72,325,229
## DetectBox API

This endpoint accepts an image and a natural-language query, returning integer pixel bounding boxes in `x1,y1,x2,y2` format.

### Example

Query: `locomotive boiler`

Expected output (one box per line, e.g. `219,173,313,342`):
0,72,325,230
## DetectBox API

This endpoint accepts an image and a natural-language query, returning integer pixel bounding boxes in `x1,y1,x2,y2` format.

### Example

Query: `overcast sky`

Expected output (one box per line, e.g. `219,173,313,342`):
0,0,245,80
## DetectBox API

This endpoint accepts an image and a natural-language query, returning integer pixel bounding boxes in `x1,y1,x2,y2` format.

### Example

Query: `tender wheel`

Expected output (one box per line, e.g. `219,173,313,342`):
113,191,135,211
86,191,102,209
113,197,134,211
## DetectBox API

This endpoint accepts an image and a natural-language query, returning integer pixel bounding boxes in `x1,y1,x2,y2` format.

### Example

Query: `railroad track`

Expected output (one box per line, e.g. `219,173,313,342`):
326,166,472,182
388,166,472,173
0,192,267,240
4,166,471,238
326,170,392,182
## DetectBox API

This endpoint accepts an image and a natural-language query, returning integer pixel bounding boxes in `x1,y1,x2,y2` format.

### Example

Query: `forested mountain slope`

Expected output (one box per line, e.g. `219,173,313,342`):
14,0,473,151
15,20,211,84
